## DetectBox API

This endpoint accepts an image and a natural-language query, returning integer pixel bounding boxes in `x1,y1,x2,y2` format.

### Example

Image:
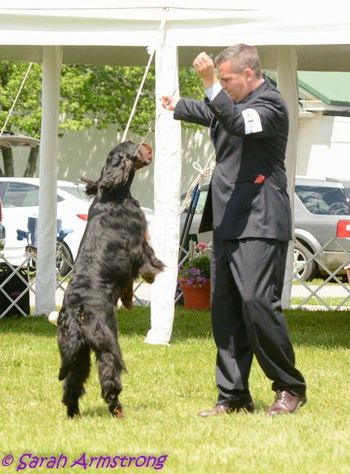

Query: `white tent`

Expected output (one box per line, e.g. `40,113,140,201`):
1,1,350,343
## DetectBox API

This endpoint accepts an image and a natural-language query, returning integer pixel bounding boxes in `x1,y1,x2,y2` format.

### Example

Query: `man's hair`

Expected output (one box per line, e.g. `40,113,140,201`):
215,44,262,78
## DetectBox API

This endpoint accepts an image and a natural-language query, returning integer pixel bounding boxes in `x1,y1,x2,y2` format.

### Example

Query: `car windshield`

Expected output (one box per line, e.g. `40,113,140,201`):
59,185,90,202
296,185,350,215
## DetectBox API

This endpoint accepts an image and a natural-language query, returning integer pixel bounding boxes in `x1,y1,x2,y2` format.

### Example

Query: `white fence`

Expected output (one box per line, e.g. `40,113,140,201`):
1,236,350,318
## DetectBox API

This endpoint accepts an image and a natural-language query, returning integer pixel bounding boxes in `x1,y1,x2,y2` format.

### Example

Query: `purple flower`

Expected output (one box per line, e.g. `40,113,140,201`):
178,252,211,288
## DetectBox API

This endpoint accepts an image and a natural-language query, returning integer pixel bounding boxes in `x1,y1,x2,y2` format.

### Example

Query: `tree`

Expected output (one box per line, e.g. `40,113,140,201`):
0,61,203,177
59,64,203,134
0,61,42,176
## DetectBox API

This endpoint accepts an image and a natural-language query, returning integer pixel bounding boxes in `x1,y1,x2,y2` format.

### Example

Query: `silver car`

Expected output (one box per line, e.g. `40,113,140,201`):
293,176,350,280
181,176,350,281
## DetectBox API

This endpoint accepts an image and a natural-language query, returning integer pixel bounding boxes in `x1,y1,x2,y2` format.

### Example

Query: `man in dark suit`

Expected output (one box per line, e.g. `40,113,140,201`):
162,44,306,416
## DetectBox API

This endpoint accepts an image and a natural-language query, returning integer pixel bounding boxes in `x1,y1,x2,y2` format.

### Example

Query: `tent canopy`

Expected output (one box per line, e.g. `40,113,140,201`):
1,1,350,70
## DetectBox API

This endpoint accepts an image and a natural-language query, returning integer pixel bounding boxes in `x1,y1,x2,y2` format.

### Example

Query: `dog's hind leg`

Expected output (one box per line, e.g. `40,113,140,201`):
61,345,91,418
96,348,124,419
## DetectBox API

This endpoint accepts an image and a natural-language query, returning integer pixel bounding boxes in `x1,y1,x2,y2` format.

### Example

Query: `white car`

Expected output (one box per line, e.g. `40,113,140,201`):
0,178,91,275
0,177,154,277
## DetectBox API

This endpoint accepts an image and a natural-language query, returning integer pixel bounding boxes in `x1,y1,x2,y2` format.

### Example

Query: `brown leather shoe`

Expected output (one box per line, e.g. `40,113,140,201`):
198,402,254,417
267,390,306,416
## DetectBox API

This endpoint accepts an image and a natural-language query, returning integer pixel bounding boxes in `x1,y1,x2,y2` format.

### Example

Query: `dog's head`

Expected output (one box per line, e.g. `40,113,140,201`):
84,141,152,196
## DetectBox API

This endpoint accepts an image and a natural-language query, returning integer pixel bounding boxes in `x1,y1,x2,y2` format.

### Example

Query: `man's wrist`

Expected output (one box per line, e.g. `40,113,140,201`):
205,81,222,101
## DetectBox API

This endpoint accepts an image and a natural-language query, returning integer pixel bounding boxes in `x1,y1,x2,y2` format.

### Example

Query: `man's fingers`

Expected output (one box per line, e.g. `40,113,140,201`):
193,51,213,69
160,95,177,111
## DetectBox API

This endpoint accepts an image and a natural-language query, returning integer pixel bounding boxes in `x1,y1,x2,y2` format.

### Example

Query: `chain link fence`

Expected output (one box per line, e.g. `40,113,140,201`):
1,234,350,318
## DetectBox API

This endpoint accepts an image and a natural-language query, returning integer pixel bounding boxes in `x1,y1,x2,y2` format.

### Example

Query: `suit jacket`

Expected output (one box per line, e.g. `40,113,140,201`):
174,80,292,241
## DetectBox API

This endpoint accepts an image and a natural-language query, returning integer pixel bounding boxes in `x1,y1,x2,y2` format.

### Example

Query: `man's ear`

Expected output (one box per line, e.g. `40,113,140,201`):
244,67,255,82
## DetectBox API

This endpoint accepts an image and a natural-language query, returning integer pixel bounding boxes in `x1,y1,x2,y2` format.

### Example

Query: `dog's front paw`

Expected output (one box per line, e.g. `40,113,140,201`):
139,263,162,284
120,284,133,310
121,297,133,310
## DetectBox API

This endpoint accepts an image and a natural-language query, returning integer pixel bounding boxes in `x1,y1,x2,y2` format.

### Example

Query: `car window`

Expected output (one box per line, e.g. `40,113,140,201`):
58,185,90,202
195,189,208,214
0,182,64,207
1,182,39,207
295,185,350,215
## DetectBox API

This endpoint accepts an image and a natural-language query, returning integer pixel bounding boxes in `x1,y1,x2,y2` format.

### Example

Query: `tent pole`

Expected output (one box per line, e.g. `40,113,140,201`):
145,45,181,345
277,46,298,308
35,46,62,315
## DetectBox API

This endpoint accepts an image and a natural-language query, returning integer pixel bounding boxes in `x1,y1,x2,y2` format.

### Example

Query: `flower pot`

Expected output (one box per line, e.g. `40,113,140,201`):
179,280,211,310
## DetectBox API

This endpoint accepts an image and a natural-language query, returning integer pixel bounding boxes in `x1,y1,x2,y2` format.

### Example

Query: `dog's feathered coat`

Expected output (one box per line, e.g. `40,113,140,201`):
57,141,164,419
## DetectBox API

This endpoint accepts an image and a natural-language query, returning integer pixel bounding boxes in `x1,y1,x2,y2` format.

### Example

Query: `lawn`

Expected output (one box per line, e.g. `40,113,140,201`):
1,307,350,473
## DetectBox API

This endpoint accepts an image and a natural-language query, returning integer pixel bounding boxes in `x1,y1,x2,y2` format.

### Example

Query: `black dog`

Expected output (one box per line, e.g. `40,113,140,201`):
57,141,164,419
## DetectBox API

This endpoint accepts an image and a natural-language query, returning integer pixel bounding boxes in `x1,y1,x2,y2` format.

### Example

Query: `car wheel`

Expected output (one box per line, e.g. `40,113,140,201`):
293,240,317,281
56,241,74,277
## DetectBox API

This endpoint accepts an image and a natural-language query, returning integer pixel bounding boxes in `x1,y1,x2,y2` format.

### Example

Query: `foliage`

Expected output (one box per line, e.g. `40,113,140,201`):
59,65,156,135
178,242,210,287
0,309,350,473
0,62,42,139
0,60,204,176
0,61,204,138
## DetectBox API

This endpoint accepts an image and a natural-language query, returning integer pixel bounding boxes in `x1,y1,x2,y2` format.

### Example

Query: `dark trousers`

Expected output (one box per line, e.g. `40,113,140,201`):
211,236,306,406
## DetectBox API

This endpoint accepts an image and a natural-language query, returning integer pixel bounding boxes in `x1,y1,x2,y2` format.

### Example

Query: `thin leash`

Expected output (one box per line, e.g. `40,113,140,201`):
132,87,178,157
0,62,33,136
123,7,169,151
119,7,214,217
121,47,157,144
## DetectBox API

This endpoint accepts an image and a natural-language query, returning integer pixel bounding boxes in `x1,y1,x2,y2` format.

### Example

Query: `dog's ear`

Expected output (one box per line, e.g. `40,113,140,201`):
81,176,100,196
81,163,110,196
99,152,133,190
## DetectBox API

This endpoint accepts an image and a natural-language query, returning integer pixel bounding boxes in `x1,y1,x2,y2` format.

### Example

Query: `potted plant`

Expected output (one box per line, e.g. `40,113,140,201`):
178,242,211,310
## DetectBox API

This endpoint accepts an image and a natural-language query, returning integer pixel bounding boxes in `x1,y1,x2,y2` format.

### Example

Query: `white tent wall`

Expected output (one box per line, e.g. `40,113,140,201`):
53,115,350,209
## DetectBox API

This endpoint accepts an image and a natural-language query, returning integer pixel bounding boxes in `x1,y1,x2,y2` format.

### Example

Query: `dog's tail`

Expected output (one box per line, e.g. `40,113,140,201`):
58,342,86,381
57,306,87,380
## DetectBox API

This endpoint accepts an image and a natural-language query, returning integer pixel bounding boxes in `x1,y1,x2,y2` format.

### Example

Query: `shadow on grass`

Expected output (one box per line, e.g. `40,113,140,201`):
1,307,349,348
285,309,350,348
81,405,113,419
119,307,350,348
0,314,56,337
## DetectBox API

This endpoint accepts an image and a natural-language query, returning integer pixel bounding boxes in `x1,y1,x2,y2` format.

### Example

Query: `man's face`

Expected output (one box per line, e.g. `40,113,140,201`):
217,60,251,103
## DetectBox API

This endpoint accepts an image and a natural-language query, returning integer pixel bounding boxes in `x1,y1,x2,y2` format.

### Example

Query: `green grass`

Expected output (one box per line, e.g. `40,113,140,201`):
291,296,350,307
292,277,349,285
1,308,350,473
